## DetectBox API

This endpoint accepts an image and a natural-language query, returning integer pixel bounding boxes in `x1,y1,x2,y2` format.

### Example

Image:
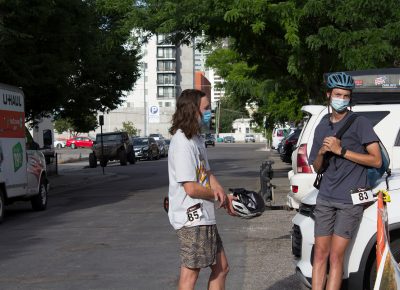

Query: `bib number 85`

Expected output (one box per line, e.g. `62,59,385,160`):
188,210,200,222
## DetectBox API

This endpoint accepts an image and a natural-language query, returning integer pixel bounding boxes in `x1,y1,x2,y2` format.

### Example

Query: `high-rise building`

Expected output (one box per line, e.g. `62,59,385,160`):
95,34,195,138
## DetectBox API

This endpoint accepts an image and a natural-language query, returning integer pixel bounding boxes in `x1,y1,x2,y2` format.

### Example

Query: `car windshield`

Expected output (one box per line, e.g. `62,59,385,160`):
96,134,121,142
133,138,148,145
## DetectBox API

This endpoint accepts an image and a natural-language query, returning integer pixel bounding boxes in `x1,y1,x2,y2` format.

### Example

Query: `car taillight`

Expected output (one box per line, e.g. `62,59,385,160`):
297,144,313,173
291,185,298,193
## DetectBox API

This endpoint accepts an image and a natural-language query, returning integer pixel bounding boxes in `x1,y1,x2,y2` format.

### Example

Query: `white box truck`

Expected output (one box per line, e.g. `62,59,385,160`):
0,83,49,223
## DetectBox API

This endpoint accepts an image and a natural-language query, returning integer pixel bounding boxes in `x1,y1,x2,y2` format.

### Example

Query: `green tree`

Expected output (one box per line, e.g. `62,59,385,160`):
119,121,138,136
217,96,248,133
127,0,400,126
54,115,98,136
0,0,141,123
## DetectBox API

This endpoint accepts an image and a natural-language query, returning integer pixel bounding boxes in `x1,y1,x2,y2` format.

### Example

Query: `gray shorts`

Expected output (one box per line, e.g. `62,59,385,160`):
176,225,223,269
314,196,364,239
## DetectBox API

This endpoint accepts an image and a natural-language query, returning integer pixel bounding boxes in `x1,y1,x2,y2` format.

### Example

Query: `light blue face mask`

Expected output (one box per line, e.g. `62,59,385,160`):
331,97,350,112
201,110,212,125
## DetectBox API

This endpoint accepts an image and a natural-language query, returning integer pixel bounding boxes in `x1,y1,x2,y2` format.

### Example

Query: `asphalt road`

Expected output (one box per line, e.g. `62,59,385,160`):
0,143,303,290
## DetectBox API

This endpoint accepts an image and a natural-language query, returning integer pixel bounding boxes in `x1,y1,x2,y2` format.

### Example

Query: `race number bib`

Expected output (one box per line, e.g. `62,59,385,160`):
351,189,374,205
185,203,203,226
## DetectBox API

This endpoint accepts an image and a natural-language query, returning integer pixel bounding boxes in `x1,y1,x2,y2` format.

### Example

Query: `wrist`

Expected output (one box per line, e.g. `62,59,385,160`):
340,147,347,158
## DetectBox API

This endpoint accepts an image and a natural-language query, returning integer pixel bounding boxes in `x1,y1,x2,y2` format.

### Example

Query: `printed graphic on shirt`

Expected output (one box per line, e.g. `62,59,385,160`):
196,153,210,189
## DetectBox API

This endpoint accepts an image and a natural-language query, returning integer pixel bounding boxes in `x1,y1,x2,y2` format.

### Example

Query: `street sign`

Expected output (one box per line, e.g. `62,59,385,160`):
148,105,160,123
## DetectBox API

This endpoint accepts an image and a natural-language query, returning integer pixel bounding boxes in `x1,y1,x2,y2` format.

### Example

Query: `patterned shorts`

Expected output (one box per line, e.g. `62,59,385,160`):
176,225,223,269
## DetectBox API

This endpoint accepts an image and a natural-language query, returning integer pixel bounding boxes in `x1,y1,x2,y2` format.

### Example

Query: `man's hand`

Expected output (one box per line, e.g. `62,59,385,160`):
225,194,237,216
322,136,342,155
213,187,227,208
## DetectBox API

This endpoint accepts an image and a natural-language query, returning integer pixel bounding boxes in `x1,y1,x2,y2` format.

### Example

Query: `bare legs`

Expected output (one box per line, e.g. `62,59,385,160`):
178,249,229,290
312,235,350,290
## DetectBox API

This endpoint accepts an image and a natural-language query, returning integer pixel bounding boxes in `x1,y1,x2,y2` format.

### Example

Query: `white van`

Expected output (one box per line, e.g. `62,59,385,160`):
0,83,49,223
272,127,289,149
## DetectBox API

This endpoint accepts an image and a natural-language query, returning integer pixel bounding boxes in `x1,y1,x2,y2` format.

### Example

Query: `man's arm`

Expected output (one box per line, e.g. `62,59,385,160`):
323,137,382,168
183,182,214,201
312,145,329,173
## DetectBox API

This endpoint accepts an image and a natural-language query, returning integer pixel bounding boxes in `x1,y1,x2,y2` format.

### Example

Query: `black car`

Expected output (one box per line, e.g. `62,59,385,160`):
132,137,160,160
279,128,302,163
205,134,215,148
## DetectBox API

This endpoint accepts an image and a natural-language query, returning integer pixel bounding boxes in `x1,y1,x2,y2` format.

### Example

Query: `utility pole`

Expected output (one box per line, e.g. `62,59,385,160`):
143,62,147,137
216,100,221,136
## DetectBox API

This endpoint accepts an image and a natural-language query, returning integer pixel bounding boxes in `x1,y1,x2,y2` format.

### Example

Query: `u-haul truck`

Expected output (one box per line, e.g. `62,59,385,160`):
0,83,49,223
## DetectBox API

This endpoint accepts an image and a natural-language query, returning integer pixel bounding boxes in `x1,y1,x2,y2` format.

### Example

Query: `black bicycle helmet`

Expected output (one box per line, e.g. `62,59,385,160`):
229,188,265,219
326,72,355,90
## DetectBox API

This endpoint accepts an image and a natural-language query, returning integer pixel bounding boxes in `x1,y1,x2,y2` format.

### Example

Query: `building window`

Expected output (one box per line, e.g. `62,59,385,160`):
158,73,176,85
157,60,176,71
165,102,171,107
158,102,163,107
158,87,176,98
157,47,176,59
246,128,250,133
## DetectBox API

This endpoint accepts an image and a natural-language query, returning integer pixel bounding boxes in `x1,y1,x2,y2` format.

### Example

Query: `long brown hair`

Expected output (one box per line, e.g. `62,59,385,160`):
169,89,206,139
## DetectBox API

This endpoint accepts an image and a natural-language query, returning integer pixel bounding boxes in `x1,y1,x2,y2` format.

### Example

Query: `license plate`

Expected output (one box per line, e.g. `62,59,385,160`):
351,190,374,205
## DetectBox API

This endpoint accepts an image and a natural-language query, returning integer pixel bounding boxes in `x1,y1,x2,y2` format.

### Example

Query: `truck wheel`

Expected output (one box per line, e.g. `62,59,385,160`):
89,153,97,168
127,151,136,164
0,190,5,224
119,149,127,166
71,143,76,149
366,233,400,289
100,157,108,167
31,178,48,211
56,143,62,149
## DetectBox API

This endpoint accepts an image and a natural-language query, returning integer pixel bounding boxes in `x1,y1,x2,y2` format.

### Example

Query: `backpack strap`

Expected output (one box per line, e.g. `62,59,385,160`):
335,113,358,139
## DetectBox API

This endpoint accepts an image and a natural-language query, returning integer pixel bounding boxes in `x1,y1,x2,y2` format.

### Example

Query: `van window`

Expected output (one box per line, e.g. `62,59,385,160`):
277,130,284,137
43,129,52,148
395,129,400,146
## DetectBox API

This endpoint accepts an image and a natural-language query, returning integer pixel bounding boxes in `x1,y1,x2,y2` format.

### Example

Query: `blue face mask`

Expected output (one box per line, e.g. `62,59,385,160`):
331,97,350,112
201,110,212,125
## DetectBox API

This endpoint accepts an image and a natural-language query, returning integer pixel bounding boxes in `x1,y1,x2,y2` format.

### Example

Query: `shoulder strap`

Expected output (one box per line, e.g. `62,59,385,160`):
335,113,358,139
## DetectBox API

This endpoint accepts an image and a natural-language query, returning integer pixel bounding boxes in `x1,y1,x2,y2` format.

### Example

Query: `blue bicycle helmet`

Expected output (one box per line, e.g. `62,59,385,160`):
326,72,355,90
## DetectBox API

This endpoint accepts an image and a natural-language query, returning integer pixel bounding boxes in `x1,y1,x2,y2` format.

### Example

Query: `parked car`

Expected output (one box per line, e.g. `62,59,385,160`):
89,132,135,167
272,127,289,149
223,136,235,143
292,172,400,290
156,139,168,157
66,136,94,149
132,137,160,161
164,139,170,153
279,128,302,163
149,133,164,141
54,140,66,149
205,133,215,147
245,134,256,143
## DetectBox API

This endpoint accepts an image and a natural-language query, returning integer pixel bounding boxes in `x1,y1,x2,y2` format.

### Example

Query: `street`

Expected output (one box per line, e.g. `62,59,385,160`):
0,143,301,290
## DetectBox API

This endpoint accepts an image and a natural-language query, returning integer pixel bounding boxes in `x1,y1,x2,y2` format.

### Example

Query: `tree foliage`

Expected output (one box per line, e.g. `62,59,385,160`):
128,0,400,127
118,121,138,136
0,0,141,124
54,116,98,135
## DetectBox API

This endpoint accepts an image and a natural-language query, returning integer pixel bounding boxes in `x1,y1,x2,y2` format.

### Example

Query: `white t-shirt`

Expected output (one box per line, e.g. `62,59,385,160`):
168,129,216,230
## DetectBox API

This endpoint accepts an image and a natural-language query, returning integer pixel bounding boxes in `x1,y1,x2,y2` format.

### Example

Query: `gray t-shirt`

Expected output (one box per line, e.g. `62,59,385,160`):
309,111,379,203
168,129,216,230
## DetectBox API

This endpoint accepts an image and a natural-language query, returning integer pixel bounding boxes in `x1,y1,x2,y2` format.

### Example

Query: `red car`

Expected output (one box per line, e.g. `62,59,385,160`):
66,137,94,149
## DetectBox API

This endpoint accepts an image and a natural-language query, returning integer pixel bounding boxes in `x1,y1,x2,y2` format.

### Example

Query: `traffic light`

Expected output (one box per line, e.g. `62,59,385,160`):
210,109,216,131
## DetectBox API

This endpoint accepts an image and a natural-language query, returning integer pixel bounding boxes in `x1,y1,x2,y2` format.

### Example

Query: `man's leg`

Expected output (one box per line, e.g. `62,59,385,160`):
312,235,332,290
179,266,200,290
208,248,229,290
326,234,351,290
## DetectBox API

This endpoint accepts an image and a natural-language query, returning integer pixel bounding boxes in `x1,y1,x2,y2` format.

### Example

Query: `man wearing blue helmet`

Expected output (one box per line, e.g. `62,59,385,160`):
309,72,382,290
